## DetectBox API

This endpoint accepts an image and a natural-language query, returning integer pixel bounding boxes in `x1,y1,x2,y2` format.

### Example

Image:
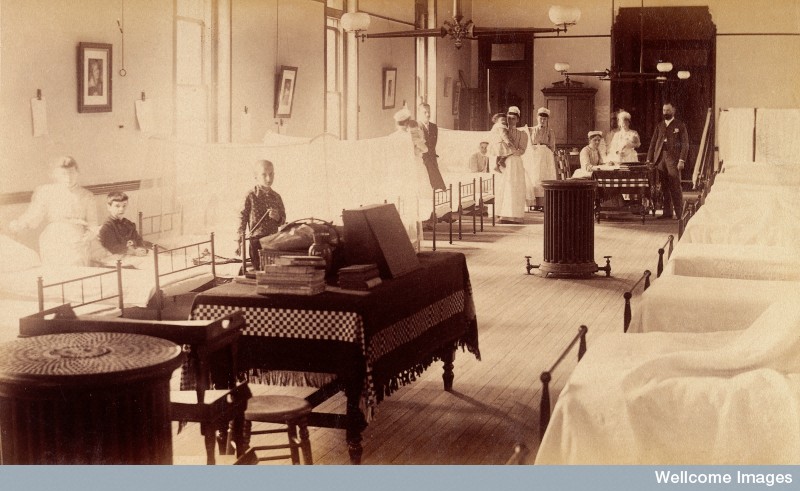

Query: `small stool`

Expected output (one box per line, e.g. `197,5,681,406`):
235,395,314,465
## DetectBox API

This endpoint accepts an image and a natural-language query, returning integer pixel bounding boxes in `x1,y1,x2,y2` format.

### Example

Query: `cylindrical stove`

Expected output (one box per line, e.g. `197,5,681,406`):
0,332,183,464
537,180,607,277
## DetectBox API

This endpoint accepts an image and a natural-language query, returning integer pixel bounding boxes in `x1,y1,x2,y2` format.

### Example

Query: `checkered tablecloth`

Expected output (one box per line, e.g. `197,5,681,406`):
189,251,480,422
595,177,650,188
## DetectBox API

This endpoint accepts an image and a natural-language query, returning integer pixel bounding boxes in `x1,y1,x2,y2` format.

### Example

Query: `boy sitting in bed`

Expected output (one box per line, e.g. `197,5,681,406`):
92,191,152,266
236,159,286,271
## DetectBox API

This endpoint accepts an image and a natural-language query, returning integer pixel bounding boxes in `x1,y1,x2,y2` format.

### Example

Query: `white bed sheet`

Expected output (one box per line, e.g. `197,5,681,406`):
628,274,793,333
537,295,800,464
0,251,214,309
682,204,800,248
665,243,800,281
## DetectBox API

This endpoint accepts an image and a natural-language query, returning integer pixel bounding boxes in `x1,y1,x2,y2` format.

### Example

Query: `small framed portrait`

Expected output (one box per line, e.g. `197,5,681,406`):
443,76,452,97
452,80,462,116
77,42,112,113
275,66,298,118
382,68,397,110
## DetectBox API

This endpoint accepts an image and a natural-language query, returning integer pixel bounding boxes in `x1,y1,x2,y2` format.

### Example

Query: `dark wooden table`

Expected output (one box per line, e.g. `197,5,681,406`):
189,251,481,464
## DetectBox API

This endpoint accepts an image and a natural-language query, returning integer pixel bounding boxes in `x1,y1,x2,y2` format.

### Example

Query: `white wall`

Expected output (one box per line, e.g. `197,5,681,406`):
0,0,173,194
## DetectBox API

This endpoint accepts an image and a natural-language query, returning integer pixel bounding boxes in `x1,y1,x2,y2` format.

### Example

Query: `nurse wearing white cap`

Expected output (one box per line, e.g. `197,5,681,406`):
526,107,558,209
573,131,604,178
494,105,530,224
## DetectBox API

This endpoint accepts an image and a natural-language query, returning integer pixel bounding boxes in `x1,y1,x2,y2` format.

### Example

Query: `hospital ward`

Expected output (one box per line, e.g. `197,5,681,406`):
1,0,799,465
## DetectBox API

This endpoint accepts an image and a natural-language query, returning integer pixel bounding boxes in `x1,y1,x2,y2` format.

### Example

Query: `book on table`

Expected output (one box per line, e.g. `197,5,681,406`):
274,255,326,267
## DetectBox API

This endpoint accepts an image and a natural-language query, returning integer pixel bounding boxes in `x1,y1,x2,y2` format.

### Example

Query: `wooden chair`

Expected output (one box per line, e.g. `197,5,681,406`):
555,149,572,180
457,179,478,240
431,184,454,251
478,175,495,231
234,395,314,465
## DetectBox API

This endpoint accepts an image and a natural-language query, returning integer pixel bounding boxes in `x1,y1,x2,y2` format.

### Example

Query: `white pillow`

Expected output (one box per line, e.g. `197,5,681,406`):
0,234,41,272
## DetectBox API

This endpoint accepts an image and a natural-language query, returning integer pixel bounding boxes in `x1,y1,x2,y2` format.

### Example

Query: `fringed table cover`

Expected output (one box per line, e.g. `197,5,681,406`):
189,251,480,423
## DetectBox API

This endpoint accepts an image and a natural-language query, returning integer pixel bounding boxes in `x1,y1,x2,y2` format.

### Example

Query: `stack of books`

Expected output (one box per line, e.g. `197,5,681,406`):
338,264,382,291
256,255,327,295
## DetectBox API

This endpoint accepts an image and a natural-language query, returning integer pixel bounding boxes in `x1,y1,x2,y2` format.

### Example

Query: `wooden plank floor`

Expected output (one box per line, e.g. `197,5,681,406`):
172,210,680,465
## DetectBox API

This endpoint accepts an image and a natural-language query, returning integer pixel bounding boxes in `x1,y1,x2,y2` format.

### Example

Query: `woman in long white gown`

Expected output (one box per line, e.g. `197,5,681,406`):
10,156,97,267
606,111,641,163
494,106,529,224
526,107,557,209
392,106,428,249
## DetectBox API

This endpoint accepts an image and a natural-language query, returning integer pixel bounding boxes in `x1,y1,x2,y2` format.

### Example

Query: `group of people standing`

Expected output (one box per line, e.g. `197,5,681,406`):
481,102,689,223
481,105,557,224
573,102,689,219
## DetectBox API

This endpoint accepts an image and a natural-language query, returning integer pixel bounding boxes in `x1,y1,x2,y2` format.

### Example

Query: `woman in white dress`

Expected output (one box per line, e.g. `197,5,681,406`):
526,107,557,209
606,110,641,163
10,156,97,267
392,106,428,249
494,106,529,224
572,131,604,178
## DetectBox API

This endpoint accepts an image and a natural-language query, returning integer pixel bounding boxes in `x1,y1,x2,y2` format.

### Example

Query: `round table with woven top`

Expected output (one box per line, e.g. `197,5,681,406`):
0,332,184,464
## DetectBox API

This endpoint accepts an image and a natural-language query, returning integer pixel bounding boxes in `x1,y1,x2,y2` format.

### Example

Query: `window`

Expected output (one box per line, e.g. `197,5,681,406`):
175,0,209,143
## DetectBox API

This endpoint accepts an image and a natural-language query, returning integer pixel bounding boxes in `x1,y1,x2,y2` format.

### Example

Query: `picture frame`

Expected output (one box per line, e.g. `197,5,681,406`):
444,77,452,97
275,65,298,118
452,80,462,116
77,42,112,113
382,68,397,110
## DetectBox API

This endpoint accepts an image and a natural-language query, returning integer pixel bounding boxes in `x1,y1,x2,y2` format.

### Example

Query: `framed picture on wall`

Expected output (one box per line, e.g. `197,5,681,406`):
77,42,112,113
444,77,452,97
452,80,462,116
275,66,298,118
382,68,397,109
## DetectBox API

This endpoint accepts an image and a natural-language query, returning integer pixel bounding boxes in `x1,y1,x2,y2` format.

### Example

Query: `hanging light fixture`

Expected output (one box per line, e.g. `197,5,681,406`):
341,2,581,50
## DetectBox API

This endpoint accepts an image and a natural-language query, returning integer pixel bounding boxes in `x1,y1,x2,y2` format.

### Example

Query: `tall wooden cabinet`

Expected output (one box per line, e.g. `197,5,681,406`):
542,80,596,151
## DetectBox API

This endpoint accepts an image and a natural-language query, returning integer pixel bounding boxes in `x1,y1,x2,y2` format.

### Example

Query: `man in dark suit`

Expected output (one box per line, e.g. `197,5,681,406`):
646,102,689,219
417,103,446,191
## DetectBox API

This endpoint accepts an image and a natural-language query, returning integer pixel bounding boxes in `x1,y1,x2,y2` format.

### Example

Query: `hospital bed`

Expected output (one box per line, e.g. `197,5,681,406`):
537,295,800,464
625,273,794,334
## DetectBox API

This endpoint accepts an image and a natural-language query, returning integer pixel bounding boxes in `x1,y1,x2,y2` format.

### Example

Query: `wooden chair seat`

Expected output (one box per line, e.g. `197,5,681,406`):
235,395,314,465
245,395,313,422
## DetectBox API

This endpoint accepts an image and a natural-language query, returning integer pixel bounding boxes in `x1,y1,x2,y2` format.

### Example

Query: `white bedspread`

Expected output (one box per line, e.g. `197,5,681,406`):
682,203,800,248
537,295,800,464
0,254,214,309
628,274,792,333
665,243,800,281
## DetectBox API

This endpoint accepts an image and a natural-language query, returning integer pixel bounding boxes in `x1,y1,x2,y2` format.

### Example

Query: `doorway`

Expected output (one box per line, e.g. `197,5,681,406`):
477,36,533,130
611,7,715,179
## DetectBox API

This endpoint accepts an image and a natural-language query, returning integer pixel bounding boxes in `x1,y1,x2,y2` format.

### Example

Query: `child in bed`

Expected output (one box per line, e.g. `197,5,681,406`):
236,159,286,271
489,113,514,173
92,191,152,266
